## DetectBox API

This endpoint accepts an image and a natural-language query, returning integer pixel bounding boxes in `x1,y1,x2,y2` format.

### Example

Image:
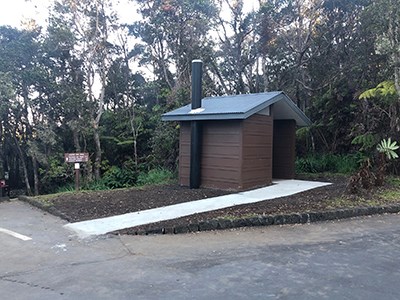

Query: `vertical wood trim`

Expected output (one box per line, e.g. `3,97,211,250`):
238,120,244,189
179,122,191,187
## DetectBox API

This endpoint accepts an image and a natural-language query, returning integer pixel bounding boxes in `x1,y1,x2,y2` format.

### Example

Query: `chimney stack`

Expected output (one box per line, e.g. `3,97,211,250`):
190,60,203,189
191,59,203,109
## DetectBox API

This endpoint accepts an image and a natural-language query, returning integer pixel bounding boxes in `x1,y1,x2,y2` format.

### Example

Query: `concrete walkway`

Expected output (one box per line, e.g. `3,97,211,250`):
64,179,331,238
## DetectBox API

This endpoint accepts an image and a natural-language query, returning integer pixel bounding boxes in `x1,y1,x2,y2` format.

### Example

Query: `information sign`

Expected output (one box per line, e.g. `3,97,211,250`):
64,153,89,163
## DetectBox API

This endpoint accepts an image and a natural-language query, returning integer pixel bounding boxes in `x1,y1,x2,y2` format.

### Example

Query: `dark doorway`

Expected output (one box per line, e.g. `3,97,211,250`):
272,120,296,179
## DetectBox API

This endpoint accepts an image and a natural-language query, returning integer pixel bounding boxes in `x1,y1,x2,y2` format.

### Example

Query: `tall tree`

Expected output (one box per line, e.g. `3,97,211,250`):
0,25,46,195
212,0,260,94
130,0,217,103
371,0,400,96
257,0,325,109
50,0,120,180
45,4,87,153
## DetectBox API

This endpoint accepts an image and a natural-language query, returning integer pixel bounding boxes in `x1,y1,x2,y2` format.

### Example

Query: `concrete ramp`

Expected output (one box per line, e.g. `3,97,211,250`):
64,179,331,238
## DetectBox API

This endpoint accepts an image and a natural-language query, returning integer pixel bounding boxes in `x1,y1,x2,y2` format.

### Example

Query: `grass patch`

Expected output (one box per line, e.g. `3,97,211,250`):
326,180,400,210
296,153,359,174
387,176,400,187
326,196,386,210
30,195,56,207
51,168,175,191
218,213,259,221
378,189,400,201
136,168,175,187
31,168,176,202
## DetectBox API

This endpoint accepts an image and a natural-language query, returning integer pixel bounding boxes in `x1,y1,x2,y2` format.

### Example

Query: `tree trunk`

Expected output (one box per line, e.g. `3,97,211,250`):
93,121,101,181
13,136,31,195
32,155,39,196
73,130,81,152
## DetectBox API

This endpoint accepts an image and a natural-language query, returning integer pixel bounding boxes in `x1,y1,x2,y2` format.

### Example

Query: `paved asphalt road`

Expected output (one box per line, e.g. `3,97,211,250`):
1,200,400,300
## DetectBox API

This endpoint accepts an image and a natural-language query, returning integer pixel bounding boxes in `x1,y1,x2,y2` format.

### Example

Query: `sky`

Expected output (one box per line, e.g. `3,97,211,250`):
0,0,53,28
0,0,260,83
0,0,260,29
0,0,140,28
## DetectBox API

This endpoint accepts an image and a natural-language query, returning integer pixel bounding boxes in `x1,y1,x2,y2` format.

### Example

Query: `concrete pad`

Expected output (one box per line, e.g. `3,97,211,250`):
64,179,331,238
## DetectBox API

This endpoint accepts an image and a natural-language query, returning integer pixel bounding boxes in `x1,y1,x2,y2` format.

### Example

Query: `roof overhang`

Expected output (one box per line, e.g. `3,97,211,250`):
162,91,311,126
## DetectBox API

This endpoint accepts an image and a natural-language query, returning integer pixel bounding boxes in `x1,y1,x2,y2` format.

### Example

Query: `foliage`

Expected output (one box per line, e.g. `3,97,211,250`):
359,81,397,102
55,183,77,193
377,138,399,160
296,154,359,174
351,133,379,152
1,0,400,195
136,168,174,187
387,176,400,187
101,165,137,189
149,123,180,170
130,0,217,98
57,178,113,192
347,138,399,193
82,180,111,191
39,157,73,194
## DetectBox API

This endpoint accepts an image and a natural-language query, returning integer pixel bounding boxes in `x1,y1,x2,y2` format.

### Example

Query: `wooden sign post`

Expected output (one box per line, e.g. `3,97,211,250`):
65,153,89,191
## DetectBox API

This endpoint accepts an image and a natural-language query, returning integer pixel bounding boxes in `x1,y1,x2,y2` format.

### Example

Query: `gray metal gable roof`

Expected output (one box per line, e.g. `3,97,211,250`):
162,91,311,126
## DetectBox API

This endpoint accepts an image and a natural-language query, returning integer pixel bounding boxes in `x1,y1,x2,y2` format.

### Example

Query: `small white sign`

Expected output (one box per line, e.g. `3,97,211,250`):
74,163,80,170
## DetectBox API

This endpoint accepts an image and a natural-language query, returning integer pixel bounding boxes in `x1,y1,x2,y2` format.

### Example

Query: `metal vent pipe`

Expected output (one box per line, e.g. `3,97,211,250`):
190,60,203,189
191,60,203,109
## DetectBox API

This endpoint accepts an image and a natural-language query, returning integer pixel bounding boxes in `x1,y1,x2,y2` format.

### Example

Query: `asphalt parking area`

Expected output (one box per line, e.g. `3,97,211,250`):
1,199,400,300
0,226,32,241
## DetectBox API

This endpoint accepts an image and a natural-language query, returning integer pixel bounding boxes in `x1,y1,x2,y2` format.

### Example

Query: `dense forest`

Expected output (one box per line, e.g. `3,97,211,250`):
0,0,399,195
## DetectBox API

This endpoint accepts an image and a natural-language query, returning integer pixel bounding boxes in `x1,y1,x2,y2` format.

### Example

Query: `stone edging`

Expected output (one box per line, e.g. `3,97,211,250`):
18,195,71,221
17,195,400,236
129,204,400,235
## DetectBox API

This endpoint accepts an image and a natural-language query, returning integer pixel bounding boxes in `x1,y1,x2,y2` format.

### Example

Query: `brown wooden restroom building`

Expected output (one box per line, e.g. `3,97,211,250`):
162,91,311,191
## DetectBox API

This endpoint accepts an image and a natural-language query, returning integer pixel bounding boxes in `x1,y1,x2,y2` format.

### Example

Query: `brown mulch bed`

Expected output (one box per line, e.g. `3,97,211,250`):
28,174,399,235
117,174,349,234
47,185,231,222
27,174,400,234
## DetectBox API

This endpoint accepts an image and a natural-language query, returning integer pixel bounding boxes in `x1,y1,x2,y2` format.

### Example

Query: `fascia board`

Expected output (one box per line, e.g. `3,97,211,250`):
280,92,312,126
162,113,246,122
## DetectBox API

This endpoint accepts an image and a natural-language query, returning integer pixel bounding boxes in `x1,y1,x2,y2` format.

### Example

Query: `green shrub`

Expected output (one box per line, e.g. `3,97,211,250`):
83,180,111,191
55,165,136,192
101,165,137,189
387,176,400,187
55,183,76,193
136,168,174,186
54,166,172,193
296,154,359,174
56,179,111,192
39,156,74,194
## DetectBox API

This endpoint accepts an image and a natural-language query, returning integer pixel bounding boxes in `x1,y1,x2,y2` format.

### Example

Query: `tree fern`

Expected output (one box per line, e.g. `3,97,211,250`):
377,138,399,160
359,81,397,100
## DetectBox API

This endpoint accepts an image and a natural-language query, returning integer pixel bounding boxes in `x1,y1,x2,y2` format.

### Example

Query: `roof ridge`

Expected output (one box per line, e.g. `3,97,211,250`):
203,91,282,101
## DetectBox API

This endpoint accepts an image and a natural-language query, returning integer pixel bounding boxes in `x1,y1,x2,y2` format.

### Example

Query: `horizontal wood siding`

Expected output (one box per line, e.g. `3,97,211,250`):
200,120,242,190
273,120,296,179
179,121,242,190
179,116,277,191
241,114,273,189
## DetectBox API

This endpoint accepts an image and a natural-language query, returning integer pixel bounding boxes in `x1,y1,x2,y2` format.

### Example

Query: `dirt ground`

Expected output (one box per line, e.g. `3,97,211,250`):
36,173,400,234
39,176,347,228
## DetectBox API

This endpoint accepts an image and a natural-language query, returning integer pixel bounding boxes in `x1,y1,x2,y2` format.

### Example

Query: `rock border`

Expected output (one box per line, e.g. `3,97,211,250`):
17,195,400,236
18,195,71,221
129,205,400,235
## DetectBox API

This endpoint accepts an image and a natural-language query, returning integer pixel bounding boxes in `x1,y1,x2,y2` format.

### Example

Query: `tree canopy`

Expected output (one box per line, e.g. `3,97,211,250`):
0,0,399,195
